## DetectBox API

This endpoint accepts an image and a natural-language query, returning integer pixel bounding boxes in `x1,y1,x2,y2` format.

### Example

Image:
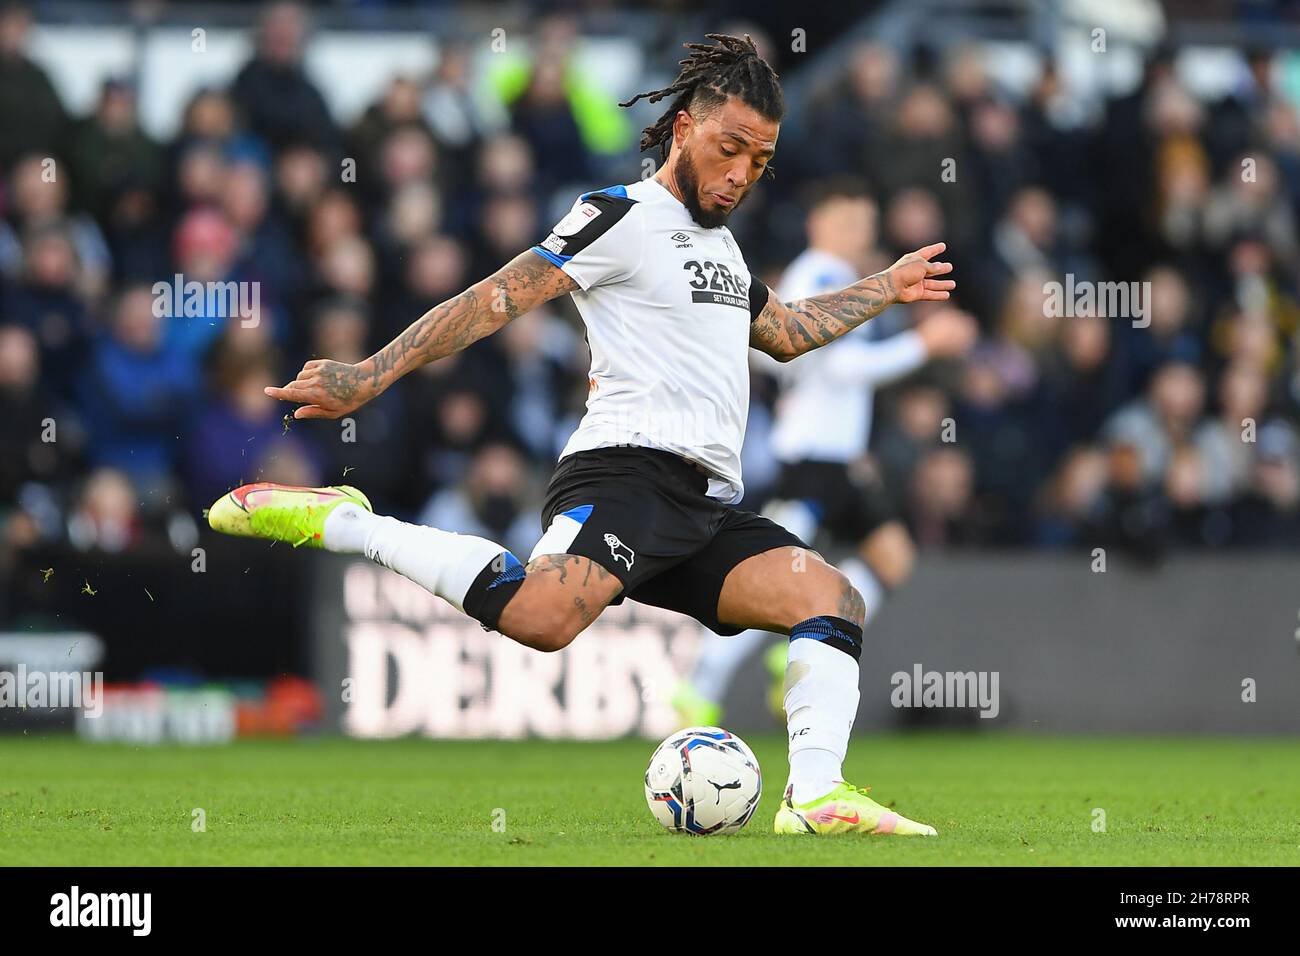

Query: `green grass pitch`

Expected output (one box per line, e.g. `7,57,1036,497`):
1,733,1297,865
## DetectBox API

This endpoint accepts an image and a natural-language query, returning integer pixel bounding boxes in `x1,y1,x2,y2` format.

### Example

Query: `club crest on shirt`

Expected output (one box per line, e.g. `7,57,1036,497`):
553,201,602,237
603,533,635,569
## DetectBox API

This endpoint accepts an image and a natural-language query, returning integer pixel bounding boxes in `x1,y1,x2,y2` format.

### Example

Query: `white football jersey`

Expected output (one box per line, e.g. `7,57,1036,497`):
769,248,926,464
532,178,766,503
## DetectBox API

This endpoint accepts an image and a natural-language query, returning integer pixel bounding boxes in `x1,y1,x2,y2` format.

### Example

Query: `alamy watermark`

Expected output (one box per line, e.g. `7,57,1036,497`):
890,663,1000,718
1044,274,1150,328
50,886,150,936
0,666,103,717
152,275,260,327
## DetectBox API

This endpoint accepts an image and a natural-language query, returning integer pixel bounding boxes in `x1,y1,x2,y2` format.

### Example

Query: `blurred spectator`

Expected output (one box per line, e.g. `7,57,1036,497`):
185,335,322,510
221,159,304,311
495,308,583,462
301,297,409,503
421,41,495,186
2,153,112,300
2,221,90,399
801,41,898,182
875,383,951,502
1086,441,1169,564
66,467,143,553
401,367,518,501
508,57,594,195
1115,265,1202,394
470,192,538,280
378,232,470,349
1230,421,1300,546
305,188,362,260
965,95,1040,239
1200,360,1272,501
0,1,66,169
1034,447,1109,547
1033,313,1126,461
908,447,979,547
274,143,329,227
875,83,974,245
418,442,538,558
0,324,82,509
167,207,254,357
489,14,632,171
230,1,338,154
1102,361,1217,491
77,285,200,494
65,79,163,227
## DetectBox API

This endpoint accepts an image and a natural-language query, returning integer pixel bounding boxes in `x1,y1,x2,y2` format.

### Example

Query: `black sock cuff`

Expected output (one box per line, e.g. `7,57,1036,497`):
462,552,526,631
789,615,863,662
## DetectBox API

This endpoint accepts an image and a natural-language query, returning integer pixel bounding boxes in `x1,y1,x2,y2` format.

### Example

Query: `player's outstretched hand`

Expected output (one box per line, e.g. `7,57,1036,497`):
264,359,375,420
886,242,954,304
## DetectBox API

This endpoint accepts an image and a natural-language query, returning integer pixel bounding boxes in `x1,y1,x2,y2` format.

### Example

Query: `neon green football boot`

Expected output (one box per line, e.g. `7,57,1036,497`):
774,782,938,836
670,680,722,730
206,482,372,549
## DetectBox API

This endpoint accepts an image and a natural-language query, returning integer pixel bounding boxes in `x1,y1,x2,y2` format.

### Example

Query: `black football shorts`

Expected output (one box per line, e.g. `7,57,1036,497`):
533,446,807,635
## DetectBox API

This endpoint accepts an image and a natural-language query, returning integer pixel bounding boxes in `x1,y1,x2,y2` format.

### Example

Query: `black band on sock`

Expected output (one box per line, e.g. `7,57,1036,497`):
789,615,863,662
462,552,526,631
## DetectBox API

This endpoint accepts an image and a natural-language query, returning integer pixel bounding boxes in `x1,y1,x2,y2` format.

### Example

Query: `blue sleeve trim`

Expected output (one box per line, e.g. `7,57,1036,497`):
530,245,571,268
560,503,594,524
580,184,630,201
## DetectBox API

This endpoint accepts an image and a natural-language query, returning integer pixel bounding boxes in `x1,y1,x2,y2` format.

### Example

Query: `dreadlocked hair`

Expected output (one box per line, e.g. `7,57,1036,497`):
619,33,784,178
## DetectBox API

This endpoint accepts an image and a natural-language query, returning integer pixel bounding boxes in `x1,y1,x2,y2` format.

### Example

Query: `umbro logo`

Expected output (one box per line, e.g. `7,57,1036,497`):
671,232,693,248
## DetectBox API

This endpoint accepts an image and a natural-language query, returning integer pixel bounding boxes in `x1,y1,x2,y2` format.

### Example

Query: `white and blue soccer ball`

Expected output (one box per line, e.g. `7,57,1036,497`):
644,727,762,835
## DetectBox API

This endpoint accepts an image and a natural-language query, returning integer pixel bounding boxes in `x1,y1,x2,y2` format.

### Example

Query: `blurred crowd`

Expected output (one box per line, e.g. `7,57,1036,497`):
1,0,1299,569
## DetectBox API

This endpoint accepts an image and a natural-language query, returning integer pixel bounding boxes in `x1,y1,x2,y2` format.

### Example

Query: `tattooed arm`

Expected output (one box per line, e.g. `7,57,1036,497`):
267,251,579,419
749,242,955,362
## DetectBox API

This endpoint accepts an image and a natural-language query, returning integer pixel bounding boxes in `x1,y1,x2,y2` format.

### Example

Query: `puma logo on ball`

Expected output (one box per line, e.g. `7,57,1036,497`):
604,533,635,570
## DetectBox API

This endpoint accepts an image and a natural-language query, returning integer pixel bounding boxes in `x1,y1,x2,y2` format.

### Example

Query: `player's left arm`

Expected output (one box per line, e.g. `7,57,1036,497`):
749,242,954,362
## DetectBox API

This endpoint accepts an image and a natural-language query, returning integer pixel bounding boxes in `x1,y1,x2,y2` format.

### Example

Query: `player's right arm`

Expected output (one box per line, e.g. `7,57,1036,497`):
266,251,578,419
749,243,954,362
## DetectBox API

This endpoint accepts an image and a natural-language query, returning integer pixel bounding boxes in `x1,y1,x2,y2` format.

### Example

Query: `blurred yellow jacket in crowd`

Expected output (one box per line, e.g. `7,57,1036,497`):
487,54,634,156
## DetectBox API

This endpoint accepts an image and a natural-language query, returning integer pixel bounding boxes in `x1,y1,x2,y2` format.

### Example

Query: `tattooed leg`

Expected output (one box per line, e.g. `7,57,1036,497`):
495,555,623,653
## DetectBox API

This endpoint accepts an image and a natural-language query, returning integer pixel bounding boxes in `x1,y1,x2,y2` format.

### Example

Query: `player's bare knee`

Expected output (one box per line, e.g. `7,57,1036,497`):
784,567,863,630
526,623,577,653
815,569,864,628
504,619,562,653
500,596,582,652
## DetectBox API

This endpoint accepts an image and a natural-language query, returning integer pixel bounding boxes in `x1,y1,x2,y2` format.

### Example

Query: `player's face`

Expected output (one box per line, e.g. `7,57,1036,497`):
674,98,778,228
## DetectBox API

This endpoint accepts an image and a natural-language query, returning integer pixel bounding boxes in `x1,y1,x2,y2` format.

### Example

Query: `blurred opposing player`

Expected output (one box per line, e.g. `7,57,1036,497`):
674,181,977,727
208,35,955,836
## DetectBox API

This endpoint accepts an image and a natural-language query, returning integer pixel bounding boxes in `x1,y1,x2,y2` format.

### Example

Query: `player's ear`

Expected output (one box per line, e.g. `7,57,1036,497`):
672,110,694,149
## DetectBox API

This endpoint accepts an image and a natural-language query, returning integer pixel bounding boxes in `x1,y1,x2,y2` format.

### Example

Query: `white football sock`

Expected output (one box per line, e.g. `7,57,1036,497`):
782,561,880,806
689,626,770,703
784,637,861,804
321,501,375,554
323,503,506,613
